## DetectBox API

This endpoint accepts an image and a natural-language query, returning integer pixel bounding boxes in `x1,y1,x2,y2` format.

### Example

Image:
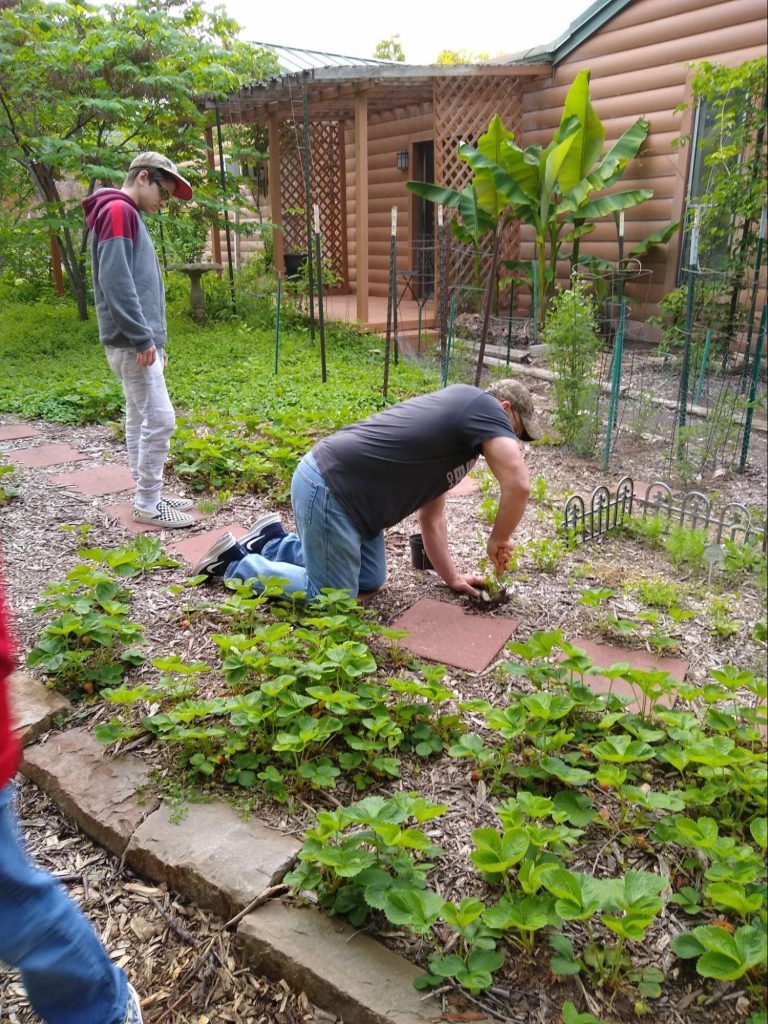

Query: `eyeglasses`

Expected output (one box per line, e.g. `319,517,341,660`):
150,177,171,202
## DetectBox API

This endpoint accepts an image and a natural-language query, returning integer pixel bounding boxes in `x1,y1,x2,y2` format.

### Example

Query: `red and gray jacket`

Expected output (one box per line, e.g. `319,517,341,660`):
82,188,166,353
0,584,20,789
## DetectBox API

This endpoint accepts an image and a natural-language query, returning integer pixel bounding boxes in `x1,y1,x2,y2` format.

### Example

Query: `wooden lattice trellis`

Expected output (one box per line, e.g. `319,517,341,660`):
434,76,525,308
279,121,347,290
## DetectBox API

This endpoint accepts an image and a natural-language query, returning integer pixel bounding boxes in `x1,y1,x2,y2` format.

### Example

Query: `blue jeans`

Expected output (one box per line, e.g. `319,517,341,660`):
225,452,387,600
0,783,128,1024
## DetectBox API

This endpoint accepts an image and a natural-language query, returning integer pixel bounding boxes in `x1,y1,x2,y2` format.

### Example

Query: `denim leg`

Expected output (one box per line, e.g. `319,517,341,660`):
224,550,310,598
106,347,175,509
293,453,374,598
224,454,378,600
261,533,305,565
358,532,387,592
0,784,127,1024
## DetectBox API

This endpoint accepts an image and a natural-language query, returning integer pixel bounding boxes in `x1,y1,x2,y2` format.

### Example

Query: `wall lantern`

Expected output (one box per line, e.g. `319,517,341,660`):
396,149,409,171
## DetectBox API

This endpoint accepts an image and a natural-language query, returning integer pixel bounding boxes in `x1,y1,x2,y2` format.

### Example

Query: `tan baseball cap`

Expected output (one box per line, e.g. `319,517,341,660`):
486,379,543,441
128,152,193,200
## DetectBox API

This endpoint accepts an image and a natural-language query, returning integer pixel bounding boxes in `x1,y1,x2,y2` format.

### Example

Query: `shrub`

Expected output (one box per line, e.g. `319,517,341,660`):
543,279,600,455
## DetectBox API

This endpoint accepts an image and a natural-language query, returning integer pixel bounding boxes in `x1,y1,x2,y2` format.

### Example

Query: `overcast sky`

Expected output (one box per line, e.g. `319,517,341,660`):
211,0,587,65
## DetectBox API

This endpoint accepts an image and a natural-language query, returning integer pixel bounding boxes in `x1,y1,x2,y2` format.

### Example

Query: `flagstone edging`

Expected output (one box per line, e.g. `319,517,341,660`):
14,674,460,1023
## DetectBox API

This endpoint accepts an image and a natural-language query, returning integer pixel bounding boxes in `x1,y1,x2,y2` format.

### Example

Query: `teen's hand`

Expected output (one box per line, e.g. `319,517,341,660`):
135,346,157,367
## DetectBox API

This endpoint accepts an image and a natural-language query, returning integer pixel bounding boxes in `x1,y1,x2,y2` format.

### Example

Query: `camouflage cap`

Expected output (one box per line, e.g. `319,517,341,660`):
128,152,193,200
485,379,543,441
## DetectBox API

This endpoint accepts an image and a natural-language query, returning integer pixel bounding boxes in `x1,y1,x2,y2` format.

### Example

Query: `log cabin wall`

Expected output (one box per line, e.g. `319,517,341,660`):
520,0,767,327
343,104,433,297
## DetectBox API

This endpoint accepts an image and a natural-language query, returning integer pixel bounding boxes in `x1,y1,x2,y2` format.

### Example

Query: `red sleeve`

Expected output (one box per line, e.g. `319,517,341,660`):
0,585,22,787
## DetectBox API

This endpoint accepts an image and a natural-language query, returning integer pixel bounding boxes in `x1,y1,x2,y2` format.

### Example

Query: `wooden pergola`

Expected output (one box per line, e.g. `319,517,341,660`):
206,61,548,325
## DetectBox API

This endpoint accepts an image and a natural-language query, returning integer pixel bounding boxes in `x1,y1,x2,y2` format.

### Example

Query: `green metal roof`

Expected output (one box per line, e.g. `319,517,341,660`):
485,0,634,67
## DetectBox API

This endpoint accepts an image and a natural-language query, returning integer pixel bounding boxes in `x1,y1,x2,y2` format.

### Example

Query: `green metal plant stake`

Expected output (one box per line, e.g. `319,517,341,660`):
383,208,397,398
602,300,626,469
693,328,712,404
313,207,327,383
274,275,282,374
442,294,457,388
739,304,767,472
677,208,701,462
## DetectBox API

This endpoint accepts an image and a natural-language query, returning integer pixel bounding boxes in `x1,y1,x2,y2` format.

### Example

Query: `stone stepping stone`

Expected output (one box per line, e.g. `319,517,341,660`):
8,443,88,468
9,671,70,745
238,903,467,1024
169,524,247,566
103,499,206,533
391,597,518,673
0,424,43,442
568,638,687,713
447,472,480,498
21,727,159,856
125,802,301,921
51,463,135,496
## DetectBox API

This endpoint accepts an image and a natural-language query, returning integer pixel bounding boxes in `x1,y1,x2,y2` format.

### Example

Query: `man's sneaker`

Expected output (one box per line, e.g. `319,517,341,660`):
124,982,143,1024
160,495,195,511
192,531,247,578
240,513,287,555
133,502,194,529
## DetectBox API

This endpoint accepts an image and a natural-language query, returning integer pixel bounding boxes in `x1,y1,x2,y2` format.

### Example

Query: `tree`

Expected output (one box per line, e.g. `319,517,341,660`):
374,35,405,62
0,0,277,318
434,49,488,65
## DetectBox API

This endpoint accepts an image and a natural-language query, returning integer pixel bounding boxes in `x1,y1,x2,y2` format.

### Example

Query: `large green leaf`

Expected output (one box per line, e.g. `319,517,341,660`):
542,132,578,222
561,118,650,210
575,188,653,221
557,68,606,193
628,222,680,257
405,180,463,208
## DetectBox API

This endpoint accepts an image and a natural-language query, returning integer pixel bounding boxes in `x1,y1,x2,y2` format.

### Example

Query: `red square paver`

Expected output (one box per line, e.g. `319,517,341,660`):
51,464,135,496
567,639,687,713
169,524,248,566
447,474,480,498
8,444,88,468
391,597,518,673
0,424,43,442
102,500,206,533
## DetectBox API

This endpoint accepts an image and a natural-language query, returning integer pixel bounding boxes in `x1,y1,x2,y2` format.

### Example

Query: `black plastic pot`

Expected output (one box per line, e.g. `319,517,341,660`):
409,533,433,571
283,252,307,280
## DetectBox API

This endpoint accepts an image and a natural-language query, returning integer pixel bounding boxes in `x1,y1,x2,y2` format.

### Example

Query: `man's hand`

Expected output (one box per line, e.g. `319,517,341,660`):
446,572,486,598
135,346,157,368
488,536,514,575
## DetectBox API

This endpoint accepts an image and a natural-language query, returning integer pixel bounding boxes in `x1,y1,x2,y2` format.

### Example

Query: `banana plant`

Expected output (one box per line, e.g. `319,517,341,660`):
409,68,657,329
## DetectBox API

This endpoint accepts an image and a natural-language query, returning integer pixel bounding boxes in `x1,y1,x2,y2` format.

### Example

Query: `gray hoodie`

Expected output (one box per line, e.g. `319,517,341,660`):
82,189,166,352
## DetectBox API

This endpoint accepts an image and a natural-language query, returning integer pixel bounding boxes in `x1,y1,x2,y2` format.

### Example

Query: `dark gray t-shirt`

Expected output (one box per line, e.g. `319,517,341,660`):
313,384,516,538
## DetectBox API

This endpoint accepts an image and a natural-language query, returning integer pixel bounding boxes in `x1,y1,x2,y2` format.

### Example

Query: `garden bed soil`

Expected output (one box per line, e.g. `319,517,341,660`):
1,413,766,1024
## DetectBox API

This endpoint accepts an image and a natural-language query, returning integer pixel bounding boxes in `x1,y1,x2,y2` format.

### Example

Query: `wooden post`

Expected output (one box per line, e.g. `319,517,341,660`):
49,231,64,296
269,111,284,276
354,89,369,325
204,126,222,266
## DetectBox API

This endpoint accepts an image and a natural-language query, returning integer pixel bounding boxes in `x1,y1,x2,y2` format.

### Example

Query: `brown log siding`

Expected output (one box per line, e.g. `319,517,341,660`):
344,106,433,295
521,0,766,320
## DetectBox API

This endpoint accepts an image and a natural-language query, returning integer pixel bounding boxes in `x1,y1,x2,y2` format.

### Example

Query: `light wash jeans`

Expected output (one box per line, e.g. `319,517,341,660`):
225,452,387,600
105,346,175,510
0,783,128,1024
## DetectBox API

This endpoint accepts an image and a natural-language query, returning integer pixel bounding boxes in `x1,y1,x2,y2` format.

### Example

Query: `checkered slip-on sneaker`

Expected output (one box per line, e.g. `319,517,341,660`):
240,512,287,555
160,496,195,511
133,501,195,528
124,983,144,1024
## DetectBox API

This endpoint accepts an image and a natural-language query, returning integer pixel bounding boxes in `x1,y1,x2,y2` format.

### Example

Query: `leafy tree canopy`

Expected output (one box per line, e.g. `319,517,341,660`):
0,0,278,315
373,35,405,62
434,49,488,65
